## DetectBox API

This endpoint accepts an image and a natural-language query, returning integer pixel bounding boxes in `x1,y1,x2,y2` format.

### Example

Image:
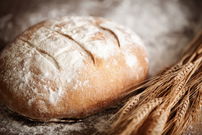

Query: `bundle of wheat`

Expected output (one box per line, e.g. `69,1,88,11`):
110,32,202,135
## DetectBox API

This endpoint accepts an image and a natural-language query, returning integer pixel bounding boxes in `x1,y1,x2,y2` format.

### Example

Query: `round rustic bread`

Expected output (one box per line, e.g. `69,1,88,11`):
0,16,148,121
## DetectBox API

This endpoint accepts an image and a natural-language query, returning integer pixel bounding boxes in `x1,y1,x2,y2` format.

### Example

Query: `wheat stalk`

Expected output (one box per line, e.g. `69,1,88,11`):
112,98,163,135
165,91,191,135
110,98,163,134
174,92,190,127
173,62,194,82
171,90,201,135
111,94,141,121
109,32,202,135
140,105,170,135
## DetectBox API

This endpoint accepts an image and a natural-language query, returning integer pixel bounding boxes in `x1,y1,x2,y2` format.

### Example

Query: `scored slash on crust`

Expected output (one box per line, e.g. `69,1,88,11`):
96,25,121,48
20,38,61,71
44,27,96,65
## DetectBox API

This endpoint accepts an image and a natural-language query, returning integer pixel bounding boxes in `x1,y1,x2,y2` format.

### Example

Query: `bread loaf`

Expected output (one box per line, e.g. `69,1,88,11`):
0,16,148,121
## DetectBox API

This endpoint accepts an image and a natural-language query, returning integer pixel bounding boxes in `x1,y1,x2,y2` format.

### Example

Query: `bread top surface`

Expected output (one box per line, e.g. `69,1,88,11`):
0,16,148,121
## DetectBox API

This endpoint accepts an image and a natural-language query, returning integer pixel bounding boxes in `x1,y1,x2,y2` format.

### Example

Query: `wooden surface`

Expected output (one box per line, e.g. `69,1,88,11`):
0,0,201,134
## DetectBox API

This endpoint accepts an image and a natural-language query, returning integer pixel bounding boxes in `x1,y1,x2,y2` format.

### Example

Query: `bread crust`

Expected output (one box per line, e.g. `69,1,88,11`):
0,16,148,121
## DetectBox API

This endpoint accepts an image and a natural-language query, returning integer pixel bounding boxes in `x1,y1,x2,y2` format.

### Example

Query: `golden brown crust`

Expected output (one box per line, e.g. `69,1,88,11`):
0,16,148,121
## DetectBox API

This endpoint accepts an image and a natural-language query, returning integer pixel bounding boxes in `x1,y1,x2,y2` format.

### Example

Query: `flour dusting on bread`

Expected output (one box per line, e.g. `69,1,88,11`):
0,16,148,121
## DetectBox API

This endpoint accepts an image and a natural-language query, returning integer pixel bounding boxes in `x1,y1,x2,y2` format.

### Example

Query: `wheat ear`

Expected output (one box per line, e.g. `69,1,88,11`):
139,104,170,135
112,98,163,135
112,94,141,121
175,92,190,127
